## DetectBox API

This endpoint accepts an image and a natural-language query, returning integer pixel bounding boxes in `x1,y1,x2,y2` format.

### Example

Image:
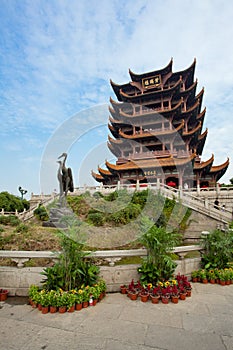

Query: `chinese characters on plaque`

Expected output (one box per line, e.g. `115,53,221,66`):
142,75,161,89
144,170,156,176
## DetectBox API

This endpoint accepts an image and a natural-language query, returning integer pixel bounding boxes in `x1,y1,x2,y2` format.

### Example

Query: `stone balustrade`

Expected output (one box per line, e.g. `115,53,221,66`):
0,246,203,295
0,245,202,268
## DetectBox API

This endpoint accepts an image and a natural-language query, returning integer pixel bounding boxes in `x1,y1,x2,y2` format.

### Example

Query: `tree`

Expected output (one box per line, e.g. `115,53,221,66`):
0,191,29,212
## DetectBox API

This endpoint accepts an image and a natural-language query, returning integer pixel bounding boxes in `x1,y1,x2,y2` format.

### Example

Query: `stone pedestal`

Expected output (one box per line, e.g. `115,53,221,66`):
43,206,74,228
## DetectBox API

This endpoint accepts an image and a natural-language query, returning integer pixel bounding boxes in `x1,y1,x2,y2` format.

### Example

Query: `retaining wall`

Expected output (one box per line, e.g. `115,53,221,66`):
0,257,201,296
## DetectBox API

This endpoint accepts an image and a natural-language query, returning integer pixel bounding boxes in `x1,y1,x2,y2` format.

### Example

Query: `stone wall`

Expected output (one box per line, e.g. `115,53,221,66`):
0,258,201,296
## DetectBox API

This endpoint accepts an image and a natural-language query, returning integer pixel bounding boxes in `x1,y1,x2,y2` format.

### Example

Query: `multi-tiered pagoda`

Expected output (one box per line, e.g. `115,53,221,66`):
92,59,229,188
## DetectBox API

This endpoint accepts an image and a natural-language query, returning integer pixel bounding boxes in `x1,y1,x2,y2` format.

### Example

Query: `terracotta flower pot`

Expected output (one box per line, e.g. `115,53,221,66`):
120,286,127,294
93,299,97,306
50,306,57,313
98,293,104,302
140,294,149,302
68,305,75,313
179,293,186,300
38,304,42,311
41,306,49,314
161,296,169,304
82,301,89,308
202,278,208,284
75,303,82,311
209,279,215,284
171,296,179,304
220,280,225,286
0,289,8,302
186,290,192,297
58,306,67,313
129,293,138,300
150,295,160,304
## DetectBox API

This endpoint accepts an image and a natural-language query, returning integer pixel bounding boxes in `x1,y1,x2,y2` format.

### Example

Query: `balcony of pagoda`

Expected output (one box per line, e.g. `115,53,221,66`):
118,105,171,117
134,126,172,135
128,150,170,160
121,81,180,98
128,149,192,160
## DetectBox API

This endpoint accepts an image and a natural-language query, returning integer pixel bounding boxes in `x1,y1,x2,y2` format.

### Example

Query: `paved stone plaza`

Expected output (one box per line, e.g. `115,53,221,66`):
0,283,232,350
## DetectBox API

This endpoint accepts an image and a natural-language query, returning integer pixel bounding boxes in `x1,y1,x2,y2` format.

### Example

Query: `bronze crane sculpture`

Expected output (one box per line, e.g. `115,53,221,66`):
57,153,74,206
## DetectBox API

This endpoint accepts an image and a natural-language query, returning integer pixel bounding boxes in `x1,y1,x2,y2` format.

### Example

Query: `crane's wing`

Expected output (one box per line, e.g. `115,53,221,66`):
68,168,74,192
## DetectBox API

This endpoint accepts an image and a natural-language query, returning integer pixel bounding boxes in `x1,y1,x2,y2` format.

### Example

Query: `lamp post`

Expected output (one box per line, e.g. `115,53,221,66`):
18,186,27,200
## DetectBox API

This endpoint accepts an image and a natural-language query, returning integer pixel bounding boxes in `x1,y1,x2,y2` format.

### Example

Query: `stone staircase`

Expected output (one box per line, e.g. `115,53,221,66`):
22,185,232,234
18,194,59,221
157,184,231,225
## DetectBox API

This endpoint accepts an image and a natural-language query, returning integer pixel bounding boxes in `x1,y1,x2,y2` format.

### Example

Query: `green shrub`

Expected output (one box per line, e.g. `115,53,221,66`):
33,205,49,221
14,223,29,233
201,229,233,269
87,212,105,226
0,215,20,226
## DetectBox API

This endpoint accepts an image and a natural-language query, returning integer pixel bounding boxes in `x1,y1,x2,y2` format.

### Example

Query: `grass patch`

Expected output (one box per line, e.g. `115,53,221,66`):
115,256,143,265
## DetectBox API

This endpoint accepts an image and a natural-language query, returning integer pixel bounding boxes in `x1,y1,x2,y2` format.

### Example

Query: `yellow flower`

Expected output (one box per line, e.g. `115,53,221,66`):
165,281,170,287
148,283,152,288
172,280,177,285
78,289,83,294
158,281,163,287
85,285,89,289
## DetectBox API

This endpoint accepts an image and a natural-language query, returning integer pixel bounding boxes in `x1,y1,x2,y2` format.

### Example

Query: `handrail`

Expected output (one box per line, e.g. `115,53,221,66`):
0,245,203,267
23,183,233,224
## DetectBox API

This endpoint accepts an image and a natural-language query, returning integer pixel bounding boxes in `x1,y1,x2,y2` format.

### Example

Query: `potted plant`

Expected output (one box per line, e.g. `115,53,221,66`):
0,288,9,302
98,279,107,299
89,285,100,305
57,291,69,313
179,285,186,300
127,280,138,300
28,285,40,307
224,268,231,285
40,291,50,314
47,290,59,313
82,286,90,307
74,289,84,310
191,270,198,283
150,286,160,304
218,270,226,285
207,269,216,283
229,267,233,283
199,269,208,283
161,285,172,304
67,292,76,312
120,284,127,294
139,287,149,302
171,285,179,303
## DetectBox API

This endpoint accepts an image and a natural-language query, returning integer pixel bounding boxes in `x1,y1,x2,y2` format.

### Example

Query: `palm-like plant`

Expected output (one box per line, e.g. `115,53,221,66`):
138,223,181,284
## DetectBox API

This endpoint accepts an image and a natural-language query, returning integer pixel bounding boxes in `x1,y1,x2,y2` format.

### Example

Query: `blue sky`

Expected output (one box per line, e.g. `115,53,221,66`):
1,0,233,198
